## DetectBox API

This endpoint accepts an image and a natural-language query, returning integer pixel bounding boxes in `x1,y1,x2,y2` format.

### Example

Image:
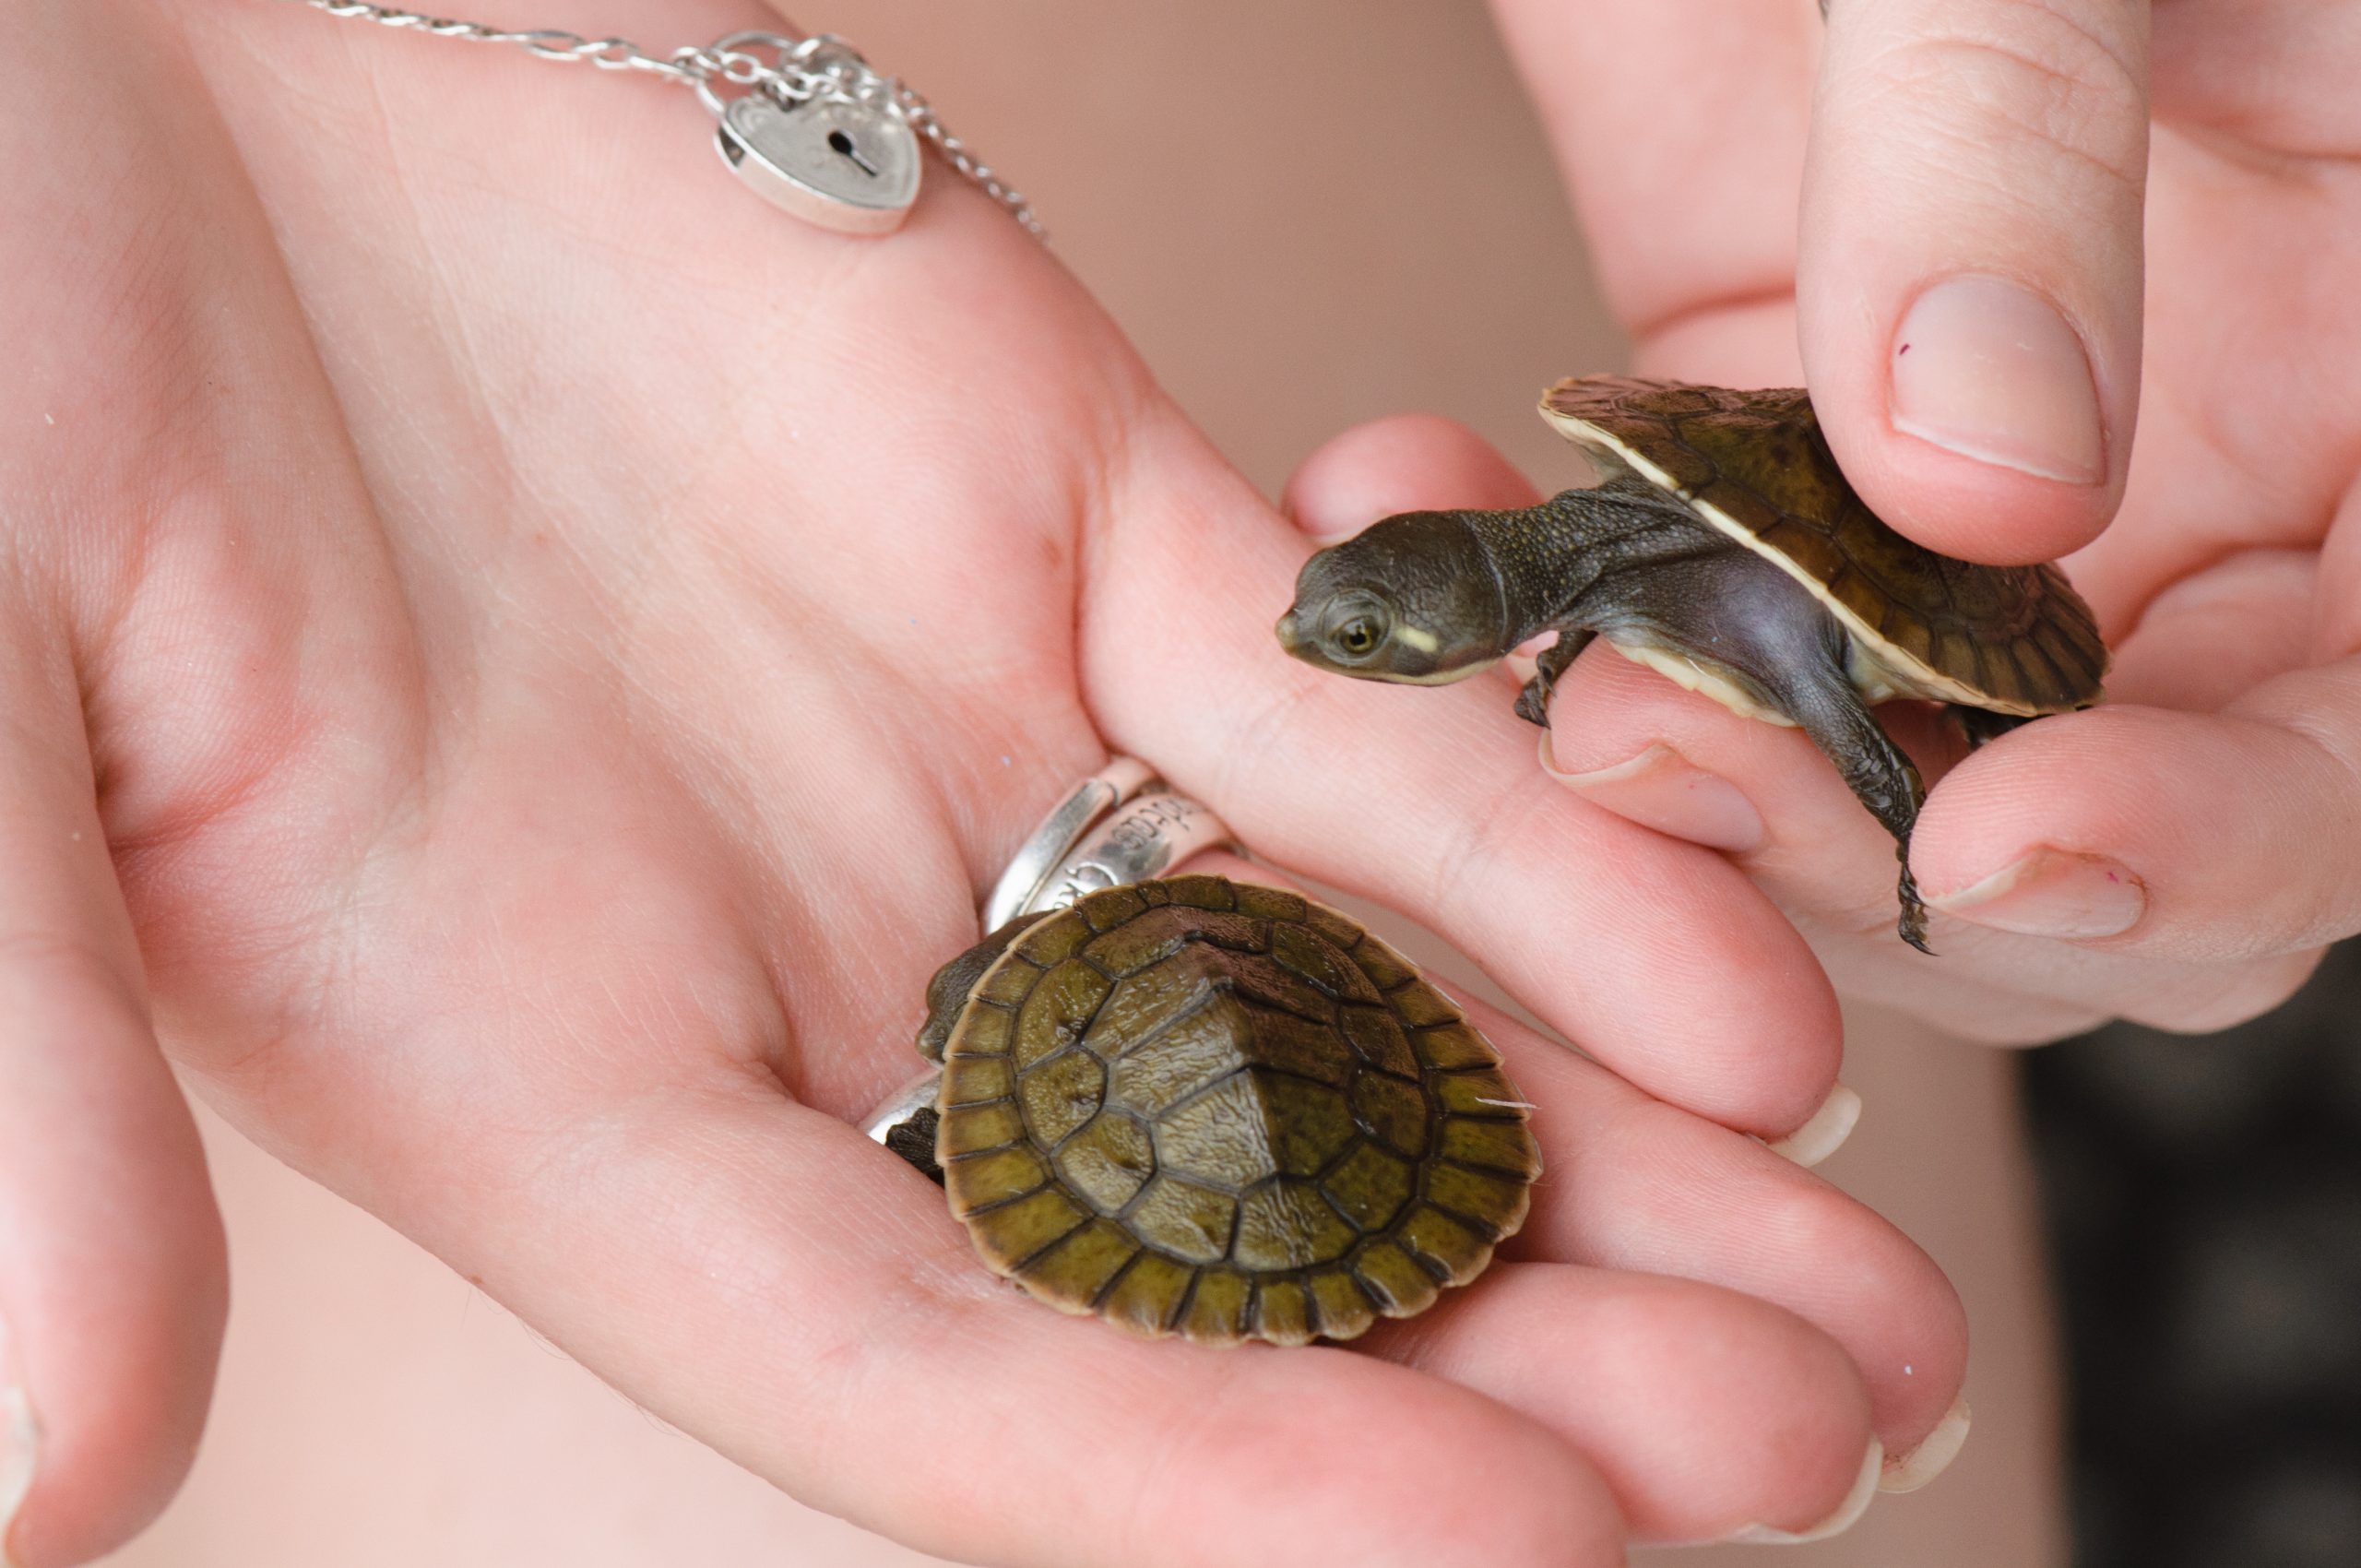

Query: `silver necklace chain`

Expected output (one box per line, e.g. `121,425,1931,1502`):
291,3,1042,238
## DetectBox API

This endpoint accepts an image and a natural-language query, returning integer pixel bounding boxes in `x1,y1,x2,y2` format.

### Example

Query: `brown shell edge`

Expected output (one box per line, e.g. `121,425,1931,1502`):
1538,377,2109,715
931,879,1542,1347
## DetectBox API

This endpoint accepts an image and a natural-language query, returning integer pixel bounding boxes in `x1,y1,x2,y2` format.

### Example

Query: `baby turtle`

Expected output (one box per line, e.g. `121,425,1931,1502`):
916,873,1540,1346
1276,375,2108,951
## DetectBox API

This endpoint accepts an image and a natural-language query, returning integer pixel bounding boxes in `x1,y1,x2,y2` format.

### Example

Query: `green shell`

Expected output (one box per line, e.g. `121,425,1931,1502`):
1541,376,2108,714
933,875,1540,1346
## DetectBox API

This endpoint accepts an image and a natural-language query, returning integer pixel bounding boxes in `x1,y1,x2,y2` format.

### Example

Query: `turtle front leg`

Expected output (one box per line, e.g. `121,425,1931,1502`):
892,910,1054,1182
918,911,1050,1062
1513,627,1596,727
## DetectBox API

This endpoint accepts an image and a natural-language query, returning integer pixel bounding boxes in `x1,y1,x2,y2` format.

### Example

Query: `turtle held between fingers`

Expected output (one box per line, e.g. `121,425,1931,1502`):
1276,376,2109,954
919,874,1540,1346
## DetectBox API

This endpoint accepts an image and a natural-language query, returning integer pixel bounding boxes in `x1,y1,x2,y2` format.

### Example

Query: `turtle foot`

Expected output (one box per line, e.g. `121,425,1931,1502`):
1513,673,1552,728
884,1106,945,1183
1897,858,1935,955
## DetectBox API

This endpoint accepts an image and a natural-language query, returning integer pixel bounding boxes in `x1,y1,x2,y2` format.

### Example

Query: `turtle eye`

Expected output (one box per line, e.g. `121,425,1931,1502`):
1325,601,1391,661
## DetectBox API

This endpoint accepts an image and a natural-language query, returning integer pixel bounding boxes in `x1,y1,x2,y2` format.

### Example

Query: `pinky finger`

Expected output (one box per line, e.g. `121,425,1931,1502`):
0,619,227,1566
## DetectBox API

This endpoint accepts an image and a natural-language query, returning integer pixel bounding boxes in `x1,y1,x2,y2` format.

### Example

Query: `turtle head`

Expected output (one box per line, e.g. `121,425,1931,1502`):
1276,511,1512,684
917,913,1046,1063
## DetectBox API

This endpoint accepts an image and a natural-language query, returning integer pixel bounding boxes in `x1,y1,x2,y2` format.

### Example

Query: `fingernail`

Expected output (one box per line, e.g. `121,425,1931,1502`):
1881,1396,1972,1494
1891,276,2105,484
1928,847,2145,939
1767,1083,1862,1169
1726,1436,1883,1544
0,1316,35,1568
1542,740,1765,854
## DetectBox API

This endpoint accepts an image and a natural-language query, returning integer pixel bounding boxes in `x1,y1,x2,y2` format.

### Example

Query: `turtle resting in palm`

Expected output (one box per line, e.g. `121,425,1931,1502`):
914,874,1539,1345
1275,376,2108,952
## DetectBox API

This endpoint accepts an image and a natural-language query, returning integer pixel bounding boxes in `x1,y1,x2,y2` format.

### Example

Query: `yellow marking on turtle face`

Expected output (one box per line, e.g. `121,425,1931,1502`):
1393,624,1441,654
1368,656,1500,686
1539,398,2047,716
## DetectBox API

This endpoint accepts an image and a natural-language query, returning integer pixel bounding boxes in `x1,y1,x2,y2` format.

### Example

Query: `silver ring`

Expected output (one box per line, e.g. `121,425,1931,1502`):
979,756,1155,932
1030,789,1236,911
861,1066,949,1157
865,758,1236,1158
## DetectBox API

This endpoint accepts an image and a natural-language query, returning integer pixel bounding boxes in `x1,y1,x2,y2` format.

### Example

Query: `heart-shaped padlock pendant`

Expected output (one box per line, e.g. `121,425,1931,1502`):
716,93,921,235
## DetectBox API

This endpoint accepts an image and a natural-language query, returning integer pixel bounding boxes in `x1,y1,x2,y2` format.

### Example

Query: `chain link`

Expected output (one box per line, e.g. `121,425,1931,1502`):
289,2,1042,237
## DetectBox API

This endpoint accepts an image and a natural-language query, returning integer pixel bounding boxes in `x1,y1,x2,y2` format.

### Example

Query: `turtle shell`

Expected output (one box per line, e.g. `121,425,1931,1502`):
1540,376,2108,715
934,874,1539,1346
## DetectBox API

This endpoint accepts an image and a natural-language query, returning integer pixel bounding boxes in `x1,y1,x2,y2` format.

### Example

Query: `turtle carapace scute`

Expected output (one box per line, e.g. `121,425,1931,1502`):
1275,375,2109,952
918,874,1540,1347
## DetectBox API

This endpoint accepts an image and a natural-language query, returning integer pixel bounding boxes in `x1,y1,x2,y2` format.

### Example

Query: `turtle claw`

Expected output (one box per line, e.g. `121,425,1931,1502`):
1513,673,1552,727
1897,854,1935,955
1514,628,1592,728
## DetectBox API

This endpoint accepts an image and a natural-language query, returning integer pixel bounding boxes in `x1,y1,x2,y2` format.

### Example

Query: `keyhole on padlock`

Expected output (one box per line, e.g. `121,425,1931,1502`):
828,129,881,177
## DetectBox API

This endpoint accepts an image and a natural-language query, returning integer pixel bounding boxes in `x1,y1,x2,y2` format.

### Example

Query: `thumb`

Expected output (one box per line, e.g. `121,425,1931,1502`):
1800,0,2150,564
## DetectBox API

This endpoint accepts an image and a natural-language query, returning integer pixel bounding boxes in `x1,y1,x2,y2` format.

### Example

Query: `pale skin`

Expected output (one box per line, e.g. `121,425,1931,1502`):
0,3,1977,1565
1294,0,2361,1042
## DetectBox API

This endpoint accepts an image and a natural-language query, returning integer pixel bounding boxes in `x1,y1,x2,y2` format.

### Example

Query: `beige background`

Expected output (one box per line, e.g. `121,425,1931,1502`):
107,4,2061,1564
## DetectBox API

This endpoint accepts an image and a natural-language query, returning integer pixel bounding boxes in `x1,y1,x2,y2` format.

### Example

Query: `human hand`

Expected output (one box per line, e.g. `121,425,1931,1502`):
1294,0,2360,1041
0,2,1970,1562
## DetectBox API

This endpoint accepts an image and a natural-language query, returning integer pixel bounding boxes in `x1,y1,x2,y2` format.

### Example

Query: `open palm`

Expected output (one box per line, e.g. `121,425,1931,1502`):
0,3,1979,1563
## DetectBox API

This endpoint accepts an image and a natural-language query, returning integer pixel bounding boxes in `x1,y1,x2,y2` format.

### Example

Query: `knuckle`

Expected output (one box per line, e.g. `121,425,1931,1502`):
1856,4,2149,197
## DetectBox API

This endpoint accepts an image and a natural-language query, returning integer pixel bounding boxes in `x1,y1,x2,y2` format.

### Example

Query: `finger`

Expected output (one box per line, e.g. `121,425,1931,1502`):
1536,642,2014,1013
1912,480,2361,975
1185,850,1950,1435
1068,852,1923,1538
0,621,228,1567
1282,415,1542,542
1381,1266,1883,1545
1916,479,2361,985
1536,638,2321,1038
2098,547,2322,713
1916,663,2361,965
1486,0,1816,342
0,17,232,1564
1466,995,1967,1479
1094,415,1845,1139
1799,0,2151,562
